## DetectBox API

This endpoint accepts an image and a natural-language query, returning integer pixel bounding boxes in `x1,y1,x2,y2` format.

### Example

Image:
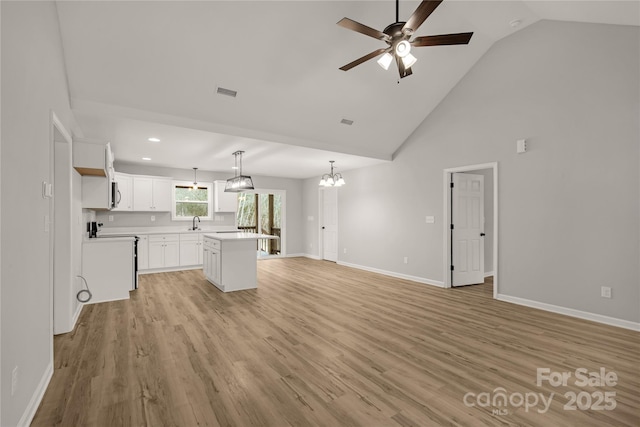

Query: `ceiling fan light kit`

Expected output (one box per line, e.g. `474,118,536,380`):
338,0,473,79
377,52,394,70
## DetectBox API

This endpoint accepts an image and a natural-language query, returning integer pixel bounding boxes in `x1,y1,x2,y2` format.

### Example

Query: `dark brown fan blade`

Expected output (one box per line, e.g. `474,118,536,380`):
397,58,413,79
337,17,390,41
412,32,473,47
339,48,390,71
402,0,443,34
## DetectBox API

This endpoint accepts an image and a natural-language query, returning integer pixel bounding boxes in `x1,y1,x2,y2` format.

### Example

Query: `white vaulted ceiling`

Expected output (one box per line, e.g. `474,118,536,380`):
55,1,639,178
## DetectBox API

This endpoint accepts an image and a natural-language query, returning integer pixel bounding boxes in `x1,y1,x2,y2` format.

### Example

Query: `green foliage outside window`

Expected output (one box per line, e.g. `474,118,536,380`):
175,186,209,218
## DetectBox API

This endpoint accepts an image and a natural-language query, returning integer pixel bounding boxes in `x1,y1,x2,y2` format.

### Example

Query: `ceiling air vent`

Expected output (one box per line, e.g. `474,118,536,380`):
340,118,354,126
216,86,238,98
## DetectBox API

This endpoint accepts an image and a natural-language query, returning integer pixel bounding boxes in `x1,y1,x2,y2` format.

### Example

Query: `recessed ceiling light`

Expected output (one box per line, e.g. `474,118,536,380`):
216,86,238,98
148,137,160,142
142,157,152,161
340,118,354,126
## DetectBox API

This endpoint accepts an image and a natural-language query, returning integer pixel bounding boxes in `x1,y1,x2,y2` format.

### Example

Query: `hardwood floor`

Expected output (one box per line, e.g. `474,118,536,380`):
33,258,639,426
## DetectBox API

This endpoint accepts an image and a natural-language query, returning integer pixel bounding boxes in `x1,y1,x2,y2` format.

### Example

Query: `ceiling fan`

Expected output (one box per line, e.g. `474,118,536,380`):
337,0,473,79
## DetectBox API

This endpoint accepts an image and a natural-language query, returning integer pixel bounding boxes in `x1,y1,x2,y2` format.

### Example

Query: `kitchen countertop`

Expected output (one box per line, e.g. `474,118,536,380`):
203,232,279,241
83,236,137,243
98,226,238,236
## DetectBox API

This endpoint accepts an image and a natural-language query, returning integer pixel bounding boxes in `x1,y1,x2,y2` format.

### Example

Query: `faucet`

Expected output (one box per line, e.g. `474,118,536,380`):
192,216,200,231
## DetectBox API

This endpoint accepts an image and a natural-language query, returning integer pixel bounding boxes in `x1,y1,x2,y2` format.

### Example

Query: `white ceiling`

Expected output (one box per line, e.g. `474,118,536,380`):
56,1,639,179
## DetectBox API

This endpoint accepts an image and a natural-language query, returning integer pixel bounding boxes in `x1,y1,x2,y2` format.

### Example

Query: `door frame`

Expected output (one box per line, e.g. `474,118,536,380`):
49,112,72,350
238,188,286,258
443,162,499,298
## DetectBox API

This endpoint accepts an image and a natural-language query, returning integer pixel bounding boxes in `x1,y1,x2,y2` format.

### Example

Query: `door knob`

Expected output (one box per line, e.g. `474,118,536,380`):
322,226,326,229
480,233,486,236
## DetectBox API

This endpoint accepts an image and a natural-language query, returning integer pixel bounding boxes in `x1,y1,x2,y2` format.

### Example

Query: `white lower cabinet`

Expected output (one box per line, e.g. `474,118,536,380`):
203,237,221,286
148,234,180,269
179,233,203,266
137,235,149,270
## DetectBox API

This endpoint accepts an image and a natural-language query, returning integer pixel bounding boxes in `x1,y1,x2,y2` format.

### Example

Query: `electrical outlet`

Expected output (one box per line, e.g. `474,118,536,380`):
108,215,114,222
343,248,347,254
11,366,18,396
404,257,408,264
150,215,156,222
601,286,612,299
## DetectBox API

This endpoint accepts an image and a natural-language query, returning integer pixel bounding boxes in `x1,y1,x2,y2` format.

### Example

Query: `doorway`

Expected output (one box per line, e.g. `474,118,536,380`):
319,187,338,262
443,163,498,298
236,189,285,258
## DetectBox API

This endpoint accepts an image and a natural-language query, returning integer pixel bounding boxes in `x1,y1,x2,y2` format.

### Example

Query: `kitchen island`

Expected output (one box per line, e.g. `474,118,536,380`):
202,232,277,292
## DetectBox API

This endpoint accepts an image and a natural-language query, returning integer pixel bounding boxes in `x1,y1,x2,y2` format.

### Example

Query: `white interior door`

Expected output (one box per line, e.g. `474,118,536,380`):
452,173,485,286
322,188,338,262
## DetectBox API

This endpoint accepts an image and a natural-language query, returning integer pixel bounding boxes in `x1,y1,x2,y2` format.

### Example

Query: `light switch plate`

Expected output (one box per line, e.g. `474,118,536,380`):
517,139,527,154
425,216,435,224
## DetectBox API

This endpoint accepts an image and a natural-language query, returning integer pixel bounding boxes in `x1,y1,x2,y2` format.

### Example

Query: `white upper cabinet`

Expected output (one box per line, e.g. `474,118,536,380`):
75,139,116,210
112,172,132,211
133,176,172,211
73,139,113,177
214,180,238,212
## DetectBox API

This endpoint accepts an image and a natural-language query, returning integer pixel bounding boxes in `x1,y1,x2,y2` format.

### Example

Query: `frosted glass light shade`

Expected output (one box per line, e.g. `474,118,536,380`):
395,40,411,57
377,53,393,70
401,53,417,68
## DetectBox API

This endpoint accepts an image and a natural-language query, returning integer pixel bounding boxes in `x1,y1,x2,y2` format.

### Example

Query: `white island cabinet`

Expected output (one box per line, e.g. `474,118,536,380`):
203,233,277,292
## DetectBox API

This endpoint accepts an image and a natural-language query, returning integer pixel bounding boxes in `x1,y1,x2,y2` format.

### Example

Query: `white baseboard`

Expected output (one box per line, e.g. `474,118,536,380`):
71,302,83,330
337,261,444,287
139,265,201,275
18,361,53,427
497,294,640,331
299,253,322,260
84,295,129,305
484,271,494,278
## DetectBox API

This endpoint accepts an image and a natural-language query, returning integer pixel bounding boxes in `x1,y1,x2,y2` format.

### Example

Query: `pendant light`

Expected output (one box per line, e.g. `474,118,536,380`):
319,161,345,187
225,150,254,192
191,167,199,190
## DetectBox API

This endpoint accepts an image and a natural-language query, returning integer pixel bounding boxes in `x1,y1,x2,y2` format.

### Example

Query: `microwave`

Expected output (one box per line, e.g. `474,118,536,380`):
111,180,120,209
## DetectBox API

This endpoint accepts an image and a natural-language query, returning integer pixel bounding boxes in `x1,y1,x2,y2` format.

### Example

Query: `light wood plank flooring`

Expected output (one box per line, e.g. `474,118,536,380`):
33,258,639,426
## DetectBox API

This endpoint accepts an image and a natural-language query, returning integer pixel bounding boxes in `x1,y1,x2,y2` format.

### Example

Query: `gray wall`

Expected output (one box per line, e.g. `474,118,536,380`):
304,20,639,323
1,2,78,425
99,162,305,255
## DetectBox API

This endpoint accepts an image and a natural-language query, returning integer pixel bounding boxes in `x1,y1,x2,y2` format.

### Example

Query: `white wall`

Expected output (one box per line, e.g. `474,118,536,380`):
304,20,639,324
99,162,305,255
1,2,77,425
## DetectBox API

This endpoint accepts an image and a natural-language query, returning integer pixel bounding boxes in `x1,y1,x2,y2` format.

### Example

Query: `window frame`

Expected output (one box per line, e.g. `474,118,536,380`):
171,180,213,221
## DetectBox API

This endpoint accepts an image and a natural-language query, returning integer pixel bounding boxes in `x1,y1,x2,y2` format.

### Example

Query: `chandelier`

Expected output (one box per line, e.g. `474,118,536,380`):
319,161,345,187
224,150,254,192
